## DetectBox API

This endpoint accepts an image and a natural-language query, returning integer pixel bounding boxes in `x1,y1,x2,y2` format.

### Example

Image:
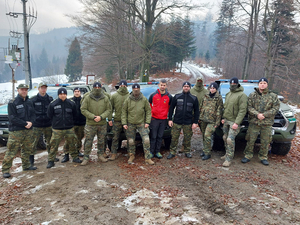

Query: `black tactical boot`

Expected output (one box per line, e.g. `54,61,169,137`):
73,158,82,163
78,151,84,157
202,155,211,160
47,161,55,168
29,155,35,167
61,153,69,163
24,166,37,171
3,173,11,178
54,158,60,162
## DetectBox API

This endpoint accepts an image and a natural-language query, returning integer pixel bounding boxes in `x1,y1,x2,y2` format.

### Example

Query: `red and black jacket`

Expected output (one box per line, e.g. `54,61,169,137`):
149,89,172,120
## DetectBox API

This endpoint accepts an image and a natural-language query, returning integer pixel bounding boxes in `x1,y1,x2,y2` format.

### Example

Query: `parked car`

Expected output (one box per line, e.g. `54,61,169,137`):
107,82,172,150
212,79,297,155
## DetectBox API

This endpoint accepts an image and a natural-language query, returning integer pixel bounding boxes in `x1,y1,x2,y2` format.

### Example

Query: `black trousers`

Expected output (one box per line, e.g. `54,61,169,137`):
150,118,167,154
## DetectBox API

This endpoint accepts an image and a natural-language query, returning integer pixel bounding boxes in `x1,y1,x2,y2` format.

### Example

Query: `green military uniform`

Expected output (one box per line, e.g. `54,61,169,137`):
222,84,248,162
199,91,223,155
121,92,152,159
81,89,112,160
190,78,209,128
109,87,129,154
243,88,280,160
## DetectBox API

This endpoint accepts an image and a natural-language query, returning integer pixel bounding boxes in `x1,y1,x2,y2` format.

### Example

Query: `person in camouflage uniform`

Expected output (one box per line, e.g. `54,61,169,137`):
2,84,37,178
221,77,248,167
121,83,154,165
30,82,54,167
46,88,82,168
242,78,280,166
167,81,199,159
199,82,223,160
108,80,129,160
61,87,86,163
80,82,112,166
190,76,208,156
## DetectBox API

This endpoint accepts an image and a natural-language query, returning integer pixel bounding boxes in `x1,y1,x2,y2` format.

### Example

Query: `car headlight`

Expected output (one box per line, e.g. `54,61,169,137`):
283,111,294,117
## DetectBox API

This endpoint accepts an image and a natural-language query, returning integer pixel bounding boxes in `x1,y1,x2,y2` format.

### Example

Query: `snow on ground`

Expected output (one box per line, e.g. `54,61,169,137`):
289,104,300,113
179,61,222,79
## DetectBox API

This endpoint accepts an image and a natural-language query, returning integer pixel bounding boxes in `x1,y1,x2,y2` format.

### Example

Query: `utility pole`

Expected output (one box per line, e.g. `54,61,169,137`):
6,0,37,89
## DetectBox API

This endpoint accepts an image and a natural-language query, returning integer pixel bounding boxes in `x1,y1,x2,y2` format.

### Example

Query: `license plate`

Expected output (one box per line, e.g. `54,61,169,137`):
0,130,3,135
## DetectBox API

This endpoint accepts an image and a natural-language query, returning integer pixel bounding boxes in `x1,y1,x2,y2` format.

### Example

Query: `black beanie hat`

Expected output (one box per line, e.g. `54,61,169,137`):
209,82,219,89
119,80,128,86
132,83,140,89
182,81,191,87
93,82,102,88
258,77,268,83
73,87,80,92
58,87,67,95
230,77,239,84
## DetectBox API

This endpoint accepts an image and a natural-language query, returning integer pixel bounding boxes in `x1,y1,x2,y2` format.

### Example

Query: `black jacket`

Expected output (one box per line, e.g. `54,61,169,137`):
31,93,53,127
168,91,199,125
47,98,77,130
72,96,86,126
8,94,36,131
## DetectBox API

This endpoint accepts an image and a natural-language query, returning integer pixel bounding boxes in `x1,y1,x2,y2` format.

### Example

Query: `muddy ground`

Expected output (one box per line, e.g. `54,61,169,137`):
1,71,300,225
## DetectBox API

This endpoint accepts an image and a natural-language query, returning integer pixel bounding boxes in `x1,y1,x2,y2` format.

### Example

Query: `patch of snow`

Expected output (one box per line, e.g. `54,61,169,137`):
41,221,52,225
288,104,300,113
95,179,109,187
76,190,89,194
24,180,56,194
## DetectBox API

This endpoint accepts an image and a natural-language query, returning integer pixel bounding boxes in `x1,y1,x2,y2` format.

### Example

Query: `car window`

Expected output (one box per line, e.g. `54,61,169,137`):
127,86,157,99
28,88,73,99
220,83,257,97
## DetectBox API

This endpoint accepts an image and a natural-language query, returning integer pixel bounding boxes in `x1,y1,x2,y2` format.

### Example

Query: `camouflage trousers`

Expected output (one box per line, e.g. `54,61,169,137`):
48,128,78,162
111,121,123,154
222,119,241,162
200,122,216,155
170,123,193,155
2,129,33,173
31,126,52,154
244,124,272,160
63,125,85,153
125,123,151,159
83,124,107,160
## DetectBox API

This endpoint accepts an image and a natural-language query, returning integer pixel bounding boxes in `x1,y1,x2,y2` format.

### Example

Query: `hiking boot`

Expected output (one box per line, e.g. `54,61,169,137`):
128,153,135,164
202,155,211,160
81,159,89,166
220,155,226,160
241,157,250,163
54,158,59,162
109,153,117,161
103,153,109,158
24,166,37,171
29,155,35,167
3,173,11,178
61,153,69,163
149,153,154,158
73,158,82,163
200,152,205,157
145,159,155,165
167,153,175,159
185,153,192,158
98,155,108,162
155,152,163,159
222,160,231,167
261,159,269,166
47,161,55,168
78,151,84,157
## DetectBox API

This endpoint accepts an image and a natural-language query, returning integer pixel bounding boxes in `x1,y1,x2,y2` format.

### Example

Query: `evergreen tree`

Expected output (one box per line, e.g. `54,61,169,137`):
65,38,83,82
36,48,49,77
205,50,210,63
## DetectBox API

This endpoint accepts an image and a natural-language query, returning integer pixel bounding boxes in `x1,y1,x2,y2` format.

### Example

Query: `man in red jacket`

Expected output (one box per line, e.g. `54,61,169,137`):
148,79,173,158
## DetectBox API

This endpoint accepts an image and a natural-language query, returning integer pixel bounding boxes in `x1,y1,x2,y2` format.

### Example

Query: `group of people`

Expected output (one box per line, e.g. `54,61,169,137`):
1,76,280,179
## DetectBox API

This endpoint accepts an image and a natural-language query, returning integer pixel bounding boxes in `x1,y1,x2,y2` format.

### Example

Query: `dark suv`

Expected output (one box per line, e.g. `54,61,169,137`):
213,80,297,155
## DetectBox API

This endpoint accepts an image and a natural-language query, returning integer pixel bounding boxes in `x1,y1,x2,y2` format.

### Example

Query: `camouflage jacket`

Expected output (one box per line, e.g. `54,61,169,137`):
223,85,248,125
248,88,280,126
122,92,152,125
109,87,129,122
199,92,223,127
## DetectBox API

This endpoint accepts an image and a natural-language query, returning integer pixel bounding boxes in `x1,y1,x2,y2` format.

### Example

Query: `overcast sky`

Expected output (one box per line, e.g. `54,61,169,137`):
0,0,220,36
0,0,84,36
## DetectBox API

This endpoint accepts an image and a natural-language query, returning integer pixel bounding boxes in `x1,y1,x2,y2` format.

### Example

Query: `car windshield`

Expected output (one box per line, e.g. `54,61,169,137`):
219,83,257,97
28,88,73,99
127,86,157,99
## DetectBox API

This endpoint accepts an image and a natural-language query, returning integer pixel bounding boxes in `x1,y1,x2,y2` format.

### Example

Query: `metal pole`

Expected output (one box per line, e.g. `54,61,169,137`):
22,0,32,89
9,64,16,99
